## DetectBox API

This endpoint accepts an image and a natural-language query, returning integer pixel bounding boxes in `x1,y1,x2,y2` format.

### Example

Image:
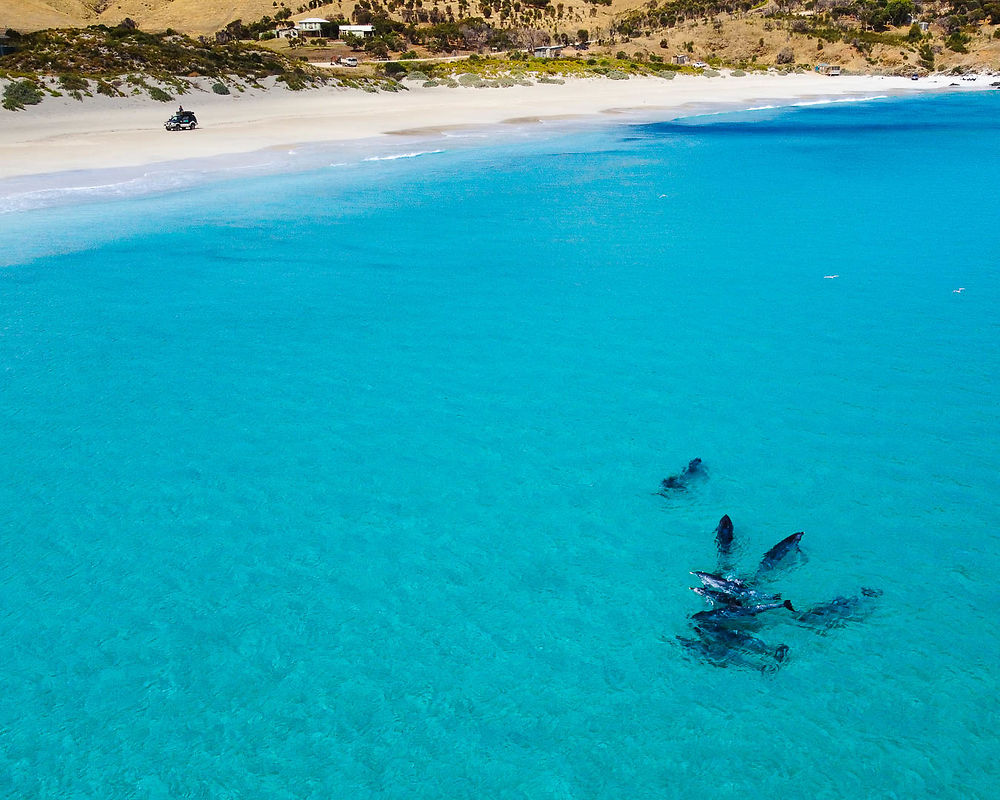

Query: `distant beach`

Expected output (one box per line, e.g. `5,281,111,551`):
0,72,983,194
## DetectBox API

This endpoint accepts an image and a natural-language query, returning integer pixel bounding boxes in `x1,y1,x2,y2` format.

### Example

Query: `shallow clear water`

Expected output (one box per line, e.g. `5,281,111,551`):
2,92,999,798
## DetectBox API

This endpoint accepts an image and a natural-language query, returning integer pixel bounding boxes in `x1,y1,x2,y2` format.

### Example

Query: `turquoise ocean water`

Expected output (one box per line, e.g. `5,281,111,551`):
1,91,998,798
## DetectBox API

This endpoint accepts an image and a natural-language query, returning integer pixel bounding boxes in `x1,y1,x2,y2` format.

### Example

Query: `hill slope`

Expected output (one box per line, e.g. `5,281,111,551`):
2,0,998,73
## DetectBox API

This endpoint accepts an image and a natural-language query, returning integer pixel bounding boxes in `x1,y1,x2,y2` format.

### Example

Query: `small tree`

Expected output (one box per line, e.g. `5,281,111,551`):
577,28,588,43
776,46,794,64
365,37,390,58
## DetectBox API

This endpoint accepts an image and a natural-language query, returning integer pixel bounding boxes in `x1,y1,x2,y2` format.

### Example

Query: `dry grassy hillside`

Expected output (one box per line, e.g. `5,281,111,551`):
0,0,100,30
0,0,289,34
106,0,290,36
2,0,998,71
0,0,617,35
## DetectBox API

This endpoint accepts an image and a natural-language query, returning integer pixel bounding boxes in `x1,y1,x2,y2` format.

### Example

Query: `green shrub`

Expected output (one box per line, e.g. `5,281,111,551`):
423,80,439,87
731,69,746,76
148,86,172,101
405,70,429,81
458,73,483,86
945,31,968,52
658,70,676,79
400,50,418,59
277,69,310,90
2,79,44,110
918,42,934,69
537,75,565,84
608,69,628,79
211,81,230,94
616,50,628,59
58,74,88,91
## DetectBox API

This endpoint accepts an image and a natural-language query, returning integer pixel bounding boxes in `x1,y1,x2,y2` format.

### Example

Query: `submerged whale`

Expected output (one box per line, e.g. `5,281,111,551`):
691,585,782,607
658,458,705,493
692,599,796,627
695,625,789,662
691,571,781,605
690,586,741,606
677,625,788,672
757,531,805,577
715,514,734,553
794,588,882,630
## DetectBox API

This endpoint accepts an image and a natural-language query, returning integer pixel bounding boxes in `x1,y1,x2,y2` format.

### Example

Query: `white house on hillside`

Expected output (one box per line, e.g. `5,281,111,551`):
533,45,565,58
338,24,374,37
296,18,329,35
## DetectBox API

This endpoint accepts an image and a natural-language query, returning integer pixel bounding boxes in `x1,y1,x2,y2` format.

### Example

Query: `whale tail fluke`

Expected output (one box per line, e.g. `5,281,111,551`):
782,599,796,612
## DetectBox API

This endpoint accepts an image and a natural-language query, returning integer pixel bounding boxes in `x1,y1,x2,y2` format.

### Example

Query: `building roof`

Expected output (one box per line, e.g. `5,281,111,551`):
298,18,330,24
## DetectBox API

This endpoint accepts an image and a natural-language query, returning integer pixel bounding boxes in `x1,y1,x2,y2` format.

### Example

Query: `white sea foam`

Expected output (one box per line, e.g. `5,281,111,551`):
362,149,446,162
791,95,889,107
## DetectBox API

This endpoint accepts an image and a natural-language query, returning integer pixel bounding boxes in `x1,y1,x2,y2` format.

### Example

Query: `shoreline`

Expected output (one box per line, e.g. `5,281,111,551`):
0,72,988,212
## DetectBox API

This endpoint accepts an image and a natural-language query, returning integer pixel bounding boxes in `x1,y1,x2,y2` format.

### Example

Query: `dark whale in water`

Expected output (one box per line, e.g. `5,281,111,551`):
691,585,782,607
692,599,795,627
691,570,749,594
794,588,882,630
691,586,742,606
658,458,705,493
695,625,789,662
691,571,781,605
677,626,788,672
715,514,734,552
756,531,805,576
714,513,736,571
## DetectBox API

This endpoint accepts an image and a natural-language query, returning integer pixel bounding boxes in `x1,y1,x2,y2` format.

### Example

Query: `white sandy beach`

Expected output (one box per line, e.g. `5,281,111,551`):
0,72,982,189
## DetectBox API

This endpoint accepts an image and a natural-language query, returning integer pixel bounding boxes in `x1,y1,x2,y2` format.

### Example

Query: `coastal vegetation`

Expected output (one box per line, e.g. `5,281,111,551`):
0,23,399,107
1,0,998,109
